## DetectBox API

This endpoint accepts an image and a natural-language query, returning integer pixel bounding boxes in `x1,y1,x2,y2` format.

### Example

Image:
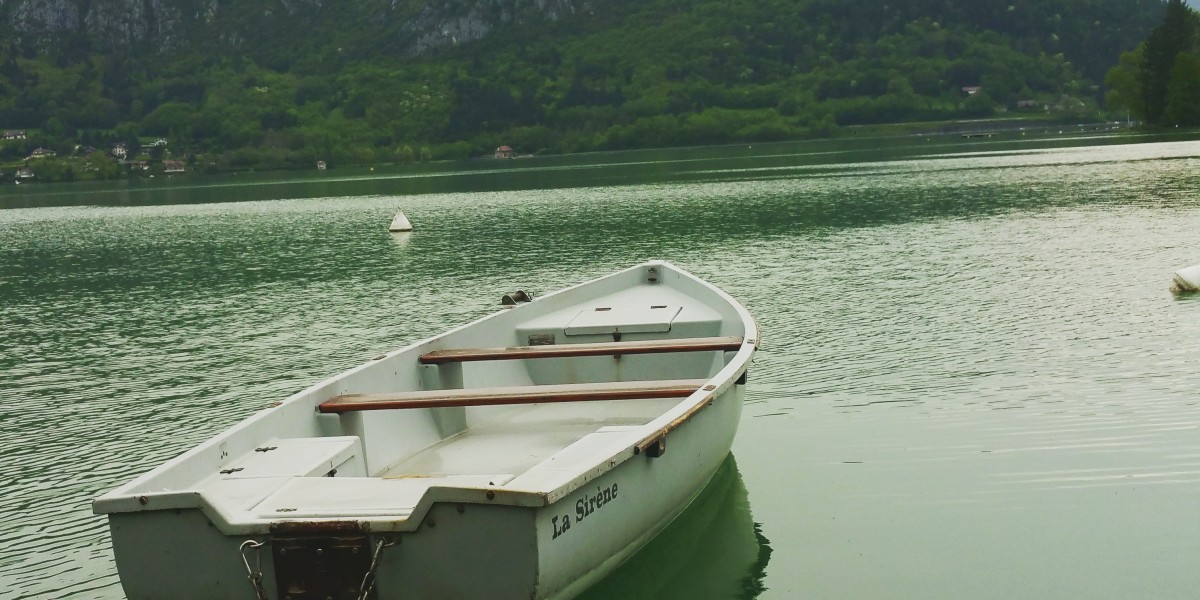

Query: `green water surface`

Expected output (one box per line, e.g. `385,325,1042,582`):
1,132,1198,599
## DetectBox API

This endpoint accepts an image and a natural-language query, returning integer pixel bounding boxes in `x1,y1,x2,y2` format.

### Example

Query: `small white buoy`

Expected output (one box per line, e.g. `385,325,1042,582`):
389,210,413,232
1171,264,1200,293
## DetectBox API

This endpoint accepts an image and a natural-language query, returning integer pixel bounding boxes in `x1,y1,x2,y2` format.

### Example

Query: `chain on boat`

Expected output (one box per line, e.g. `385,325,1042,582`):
358,536,398,600
239,539,269,600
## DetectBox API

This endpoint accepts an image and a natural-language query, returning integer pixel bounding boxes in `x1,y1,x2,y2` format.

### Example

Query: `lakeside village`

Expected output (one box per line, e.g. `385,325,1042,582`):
0,127,529,185
1,129,187,184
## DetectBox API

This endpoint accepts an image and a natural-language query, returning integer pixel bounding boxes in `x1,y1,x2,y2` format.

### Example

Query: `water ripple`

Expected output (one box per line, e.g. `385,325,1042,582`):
3,139,1200,599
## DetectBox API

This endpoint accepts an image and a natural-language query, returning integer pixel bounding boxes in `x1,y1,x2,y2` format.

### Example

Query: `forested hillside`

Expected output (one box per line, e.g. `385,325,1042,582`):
0,0,1169,179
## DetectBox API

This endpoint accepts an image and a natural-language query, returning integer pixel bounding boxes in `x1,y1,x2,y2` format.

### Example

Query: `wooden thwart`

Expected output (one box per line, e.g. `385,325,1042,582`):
319,379,708,413
418,336,744,364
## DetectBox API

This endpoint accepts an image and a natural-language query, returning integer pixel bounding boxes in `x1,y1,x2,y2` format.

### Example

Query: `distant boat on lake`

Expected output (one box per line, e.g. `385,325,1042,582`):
389,210,413,232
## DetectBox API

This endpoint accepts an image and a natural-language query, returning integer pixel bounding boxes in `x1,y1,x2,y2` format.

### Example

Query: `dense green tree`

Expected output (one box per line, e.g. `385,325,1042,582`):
1105,46,1146,119
84,150,121,179
1141,0,1198,123
29,158,76,182
1106,0,1200,125
398,145,415,164
1165,51,1200,126
141,102,195,136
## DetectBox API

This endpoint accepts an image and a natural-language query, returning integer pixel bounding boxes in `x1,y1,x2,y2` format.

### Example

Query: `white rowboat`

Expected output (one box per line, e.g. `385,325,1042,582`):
93,260,759,599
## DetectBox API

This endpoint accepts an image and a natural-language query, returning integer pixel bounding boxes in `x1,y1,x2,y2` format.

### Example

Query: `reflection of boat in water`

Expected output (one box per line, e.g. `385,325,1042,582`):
578,453,770,600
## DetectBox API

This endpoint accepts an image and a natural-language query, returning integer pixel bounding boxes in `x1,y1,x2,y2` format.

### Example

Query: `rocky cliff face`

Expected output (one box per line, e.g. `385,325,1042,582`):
401,0,589,56
0,0,596,56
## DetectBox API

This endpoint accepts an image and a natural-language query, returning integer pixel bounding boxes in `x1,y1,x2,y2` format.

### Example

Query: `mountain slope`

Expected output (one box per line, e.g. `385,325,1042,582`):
0,0,599,59
0,0,1168,175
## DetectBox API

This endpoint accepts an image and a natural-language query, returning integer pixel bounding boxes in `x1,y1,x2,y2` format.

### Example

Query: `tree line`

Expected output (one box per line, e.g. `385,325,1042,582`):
0,0,1172,182
1105,0,1200,126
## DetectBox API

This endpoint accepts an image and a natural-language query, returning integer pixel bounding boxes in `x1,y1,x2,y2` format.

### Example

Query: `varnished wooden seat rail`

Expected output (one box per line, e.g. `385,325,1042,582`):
318,379,708,413
418,336,744,365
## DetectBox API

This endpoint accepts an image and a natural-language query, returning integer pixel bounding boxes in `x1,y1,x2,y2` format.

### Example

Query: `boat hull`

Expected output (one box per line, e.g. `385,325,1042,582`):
106,384,743,600
96,261,758,599
533,384,743,600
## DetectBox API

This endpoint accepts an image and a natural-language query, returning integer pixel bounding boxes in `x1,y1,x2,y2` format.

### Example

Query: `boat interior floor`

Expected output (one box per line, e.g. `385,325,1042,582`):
379,397,680,481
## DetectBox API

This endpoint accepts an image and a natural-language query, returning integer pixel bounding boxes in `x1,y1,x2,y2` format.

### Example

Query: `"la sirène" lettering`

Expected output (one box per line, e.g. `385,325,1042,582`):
551,482,618,540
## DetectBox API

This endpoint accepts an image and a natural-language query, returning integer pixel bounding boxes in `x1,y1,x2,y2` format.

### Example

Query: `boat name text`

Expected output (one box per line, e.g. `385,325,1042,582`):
551,483,619,540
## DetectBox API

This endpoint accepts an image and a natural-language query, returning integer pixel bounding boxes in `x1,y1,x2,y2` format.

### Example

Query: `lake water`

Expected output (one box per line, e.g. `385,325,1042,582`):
2,133,1199,599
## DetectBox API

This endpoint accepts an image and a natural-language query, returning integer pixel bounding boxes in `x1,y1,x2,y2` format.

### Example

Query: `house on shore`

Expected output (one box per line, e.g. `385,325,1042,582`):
494,145,514,159
3,130,26,140
164,160,186,173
